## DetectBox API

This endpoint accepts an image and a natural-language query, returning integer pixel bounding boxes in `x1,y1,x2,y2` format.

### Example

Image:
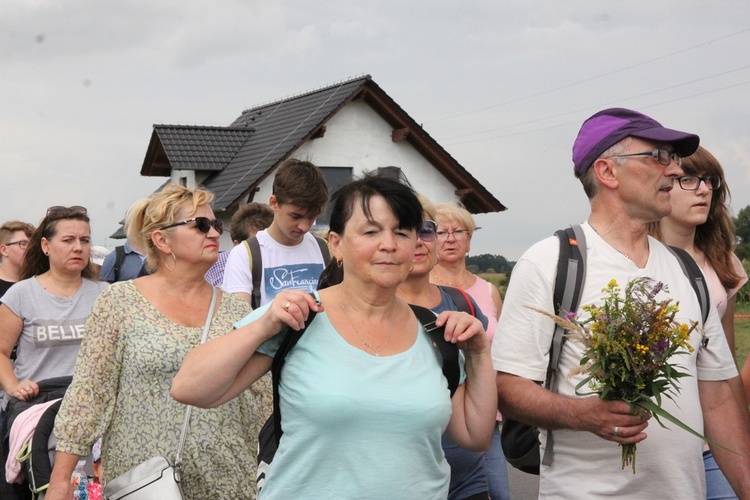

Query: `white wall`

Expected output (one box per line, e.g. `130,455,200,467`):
216,100,461,250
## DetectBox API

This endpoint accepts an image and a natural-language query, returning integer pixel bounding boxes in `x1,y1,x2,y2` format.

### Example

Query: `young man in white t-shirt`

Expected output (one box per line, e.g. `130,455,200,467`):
222,159,329,307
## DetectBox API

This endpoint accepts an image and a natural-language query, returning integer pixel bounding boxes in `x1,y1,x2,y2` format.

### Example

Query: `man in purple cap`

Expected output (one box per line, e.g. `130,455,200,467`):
493,108,750,497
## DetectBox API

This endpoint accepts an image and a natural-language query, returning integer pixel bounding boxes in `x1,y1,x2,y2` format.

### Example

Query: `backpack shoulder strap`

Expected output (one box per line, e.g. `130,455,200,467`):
245,236,262,310
314,236,331,265
409,304,460,397
666,245,710,325
543,225,586,466
548,225,586,387
438,285,476,316
271,295,320,444
113,245,126,282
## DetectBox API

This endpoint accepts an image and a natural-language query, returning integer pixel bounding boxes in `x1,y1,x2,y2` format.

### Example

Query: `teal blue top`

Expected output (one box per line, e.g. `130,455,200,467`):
237,296,464,499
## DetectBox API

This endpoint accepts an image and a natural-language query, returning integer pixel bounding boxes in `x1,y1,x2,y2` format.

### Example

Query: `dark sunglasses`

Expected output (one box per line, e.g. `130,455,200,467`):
46,205,88,219
418,220,438,242
160,217,224,235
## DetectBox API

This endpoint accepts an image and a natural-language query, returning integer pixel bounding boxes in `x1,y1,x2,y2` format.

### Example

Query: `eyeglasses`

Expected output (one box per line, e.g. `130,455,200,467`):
160,217,224,235
418,220,437,242
46,205,88,219
677,174,721,191
609,148,682,167
436,228,470,240
4,240,29,249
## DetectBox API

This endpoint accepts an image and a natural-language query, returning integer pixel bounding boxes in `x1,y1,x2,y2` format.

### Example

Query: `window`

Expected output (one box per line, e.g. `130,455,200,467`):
317,167,353,226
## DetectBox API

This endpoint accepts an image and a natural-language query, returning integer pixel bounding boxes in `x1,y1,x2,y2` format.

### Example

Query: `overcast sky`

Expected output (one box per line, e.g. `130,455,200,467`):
2,1,749,260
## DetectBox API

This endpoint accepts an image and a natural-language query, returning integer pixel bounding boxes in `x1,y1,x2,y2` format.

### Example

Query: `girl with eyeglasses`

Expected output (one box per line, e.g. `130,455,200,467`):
648,146,749,500
47,184,268,499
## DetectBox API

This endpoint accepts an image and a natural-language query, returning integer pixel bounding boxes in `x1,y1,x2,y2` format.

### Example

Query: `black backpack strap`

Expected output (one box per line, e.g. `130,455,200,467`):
314,236,331,265
666,245,710,325
270,296,320,445
438,286,476,316
246,236,262,310
113,245,126,282
543,225,586,467
409,304,460,397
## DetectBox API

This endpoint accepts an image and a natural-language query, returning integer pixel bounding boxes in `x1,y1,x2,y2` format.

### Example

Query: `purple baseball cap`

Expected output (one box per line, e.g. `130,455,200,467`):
572,108,699,177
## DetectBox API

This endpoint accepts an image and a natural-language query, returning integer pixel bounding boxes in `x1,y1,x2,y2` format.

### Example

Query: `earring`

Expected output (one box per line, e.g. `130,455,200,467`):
165,251,177,271
336,258,343,268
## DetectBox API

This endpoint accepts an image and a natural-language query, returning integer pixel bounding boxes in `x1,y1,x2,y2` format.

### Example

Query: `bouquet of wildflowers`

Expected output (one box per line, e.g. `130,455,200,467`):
529,277,710,472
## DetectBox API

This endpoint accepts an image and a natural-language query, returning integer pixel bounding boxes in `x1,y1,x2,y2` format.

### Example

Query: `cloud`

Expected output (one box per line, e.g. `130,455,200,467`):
1,0,749,259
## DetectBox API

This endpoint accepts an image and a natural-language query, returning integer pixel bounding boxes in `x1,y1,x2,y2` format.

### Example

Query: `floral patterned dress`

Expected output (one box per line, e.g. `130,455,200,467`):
54,281,273,499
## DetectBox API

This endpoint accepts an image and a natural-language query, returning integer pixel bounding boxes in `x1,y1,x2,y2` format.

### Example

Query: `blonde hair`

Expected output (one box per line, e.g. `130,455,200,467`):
434,203,475,234
418,194,437,221
126,183,215,271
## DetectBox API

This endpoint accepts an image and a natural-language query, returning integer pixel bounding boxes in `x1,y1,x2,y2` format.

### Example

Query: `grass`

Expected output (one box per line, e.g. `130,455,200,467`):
479,272,750,370
735,303,750,371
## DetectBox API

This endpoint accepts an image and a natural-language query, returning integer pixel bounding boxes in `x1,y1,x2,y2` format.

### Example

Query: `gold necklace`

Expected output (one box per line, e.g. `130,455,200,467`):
431,269,469,289
340,302,392,357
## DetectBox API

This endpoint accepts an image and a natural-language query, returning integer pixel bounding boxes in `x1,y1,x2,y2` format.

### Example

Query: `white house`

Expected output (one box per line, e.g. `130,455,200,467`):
131,74,505,248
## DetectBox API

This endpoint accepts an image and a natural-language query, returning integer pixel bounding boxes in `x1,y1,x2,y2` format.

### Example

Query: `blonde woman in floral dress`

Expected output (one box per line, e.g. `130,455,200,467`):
47,184,272,500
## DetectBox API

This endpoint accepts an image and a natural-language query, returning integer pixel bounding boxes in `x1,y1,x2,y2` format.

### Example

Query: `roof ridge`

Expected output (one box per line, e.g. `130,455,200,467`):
155,124,255,131
238,74,370,115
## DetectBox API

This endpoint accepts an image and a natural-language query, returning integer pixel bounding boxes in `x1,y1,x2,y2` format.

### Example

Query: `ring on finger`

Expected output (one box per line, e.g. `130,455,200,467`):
613,426,620,437
283,301,291,312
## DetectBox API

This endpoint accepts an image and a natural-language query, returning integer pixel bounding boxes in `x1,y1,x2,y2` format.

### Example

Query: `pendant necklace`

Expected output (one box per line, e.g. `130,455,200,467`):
340,302,392,357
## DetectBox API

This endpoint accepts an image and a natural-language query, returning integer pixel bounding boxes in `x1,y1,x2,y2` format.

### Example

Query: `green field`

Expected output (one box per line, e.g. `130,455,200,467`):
736,303,750,370
480,273,750,370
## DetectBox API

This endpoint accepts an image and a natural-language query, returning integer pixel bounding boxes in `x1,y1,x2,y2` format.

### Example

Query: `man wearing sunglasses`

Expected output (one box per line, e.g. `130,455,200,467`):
494,108,750,497
0,221,34,297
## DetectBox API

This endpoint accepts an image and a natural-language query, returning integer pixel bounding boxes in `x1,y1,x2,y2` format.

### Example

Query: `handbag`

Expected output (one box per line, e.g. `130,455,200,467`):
104,287,218,500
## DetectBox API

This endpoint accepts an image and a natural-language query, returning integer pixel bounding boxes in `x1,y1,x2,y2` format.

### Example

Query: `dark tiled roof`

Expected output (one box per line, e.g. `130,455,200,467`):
207,77,369,211
140,75,505,215
153,125,254,172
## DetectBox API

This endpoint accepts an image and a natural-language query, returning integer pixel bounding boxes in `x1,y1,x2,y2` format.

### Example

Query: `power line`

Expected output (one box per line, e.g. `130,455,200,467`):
442,79,750,147
425,28,750,125
440,64,750,142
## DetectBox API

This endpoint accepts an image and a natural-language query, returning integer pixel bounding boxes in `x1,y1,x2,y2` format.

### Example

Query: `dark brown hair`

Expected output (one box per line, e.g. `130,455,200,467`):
272,159,329,214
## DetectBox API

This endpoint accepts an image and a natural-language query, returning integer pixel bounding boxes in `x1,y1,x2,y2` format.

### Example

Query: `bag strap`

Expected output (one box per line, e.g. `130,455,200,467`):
438,285,476,317
542,225,586,467
666,245,710,325
314,236,332,265
243,236,262,310
175,286,218,470
113,245,125,282
409,304,460,397
271,294,320,445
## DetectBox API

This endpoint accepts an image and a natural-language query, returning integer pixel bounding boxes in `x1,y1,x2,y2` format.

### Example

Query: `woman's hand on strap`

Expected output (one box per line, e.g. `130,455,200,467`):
255,291,325,337
434,310,488,354
12,379,38,402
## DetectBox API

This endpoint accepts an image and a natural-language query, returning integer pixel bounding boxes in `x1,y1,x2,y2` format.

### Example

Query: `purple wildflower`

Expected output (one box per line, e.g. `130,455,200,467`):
565,311,578,321
653,337,669,356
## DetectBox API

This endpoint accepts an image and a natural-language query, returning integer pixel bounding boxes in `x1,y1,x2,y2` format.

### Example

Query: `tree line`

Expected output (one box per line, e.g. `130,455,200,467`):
465,254,515,274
